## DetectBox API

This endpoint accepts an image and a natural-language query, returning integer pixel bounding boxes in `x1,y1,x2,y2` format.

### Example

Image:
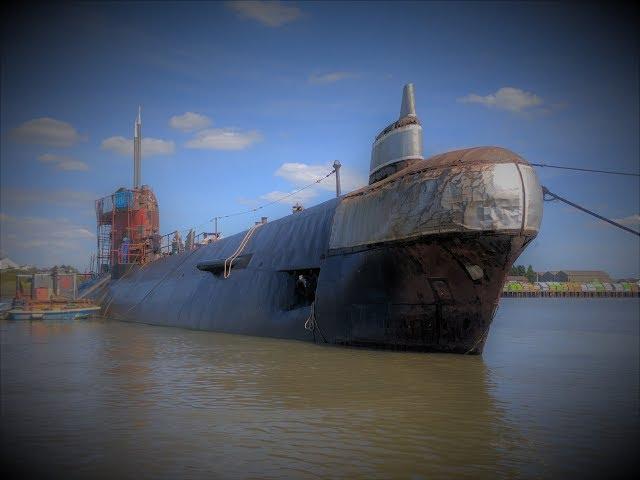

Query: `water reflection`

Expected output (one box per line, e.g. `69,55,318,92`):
1,300,638,479
2,319,513,479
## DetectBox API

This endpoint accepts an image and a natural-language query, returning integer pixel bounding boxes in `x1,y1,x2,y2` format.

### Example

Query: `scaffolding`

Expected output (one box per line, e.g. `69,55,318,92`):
95,186,160,273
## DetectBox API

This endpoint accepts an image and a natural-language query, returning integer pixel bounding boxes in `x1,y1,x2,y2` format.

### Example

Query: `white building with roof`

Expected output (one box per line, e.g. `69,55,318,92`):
0,256,19,270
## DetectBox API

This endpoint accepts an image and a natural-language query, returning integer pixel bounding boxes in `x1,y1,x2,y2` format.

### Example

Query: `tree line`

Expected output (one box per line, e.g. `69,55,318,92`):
510,264,537,283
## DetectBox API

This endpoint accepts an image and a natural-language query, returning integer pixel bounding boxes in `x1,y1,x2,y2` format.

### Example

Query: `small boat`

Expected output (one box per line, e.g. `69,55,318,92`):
7,271,102,320
0,302,11,320
7,305,102,321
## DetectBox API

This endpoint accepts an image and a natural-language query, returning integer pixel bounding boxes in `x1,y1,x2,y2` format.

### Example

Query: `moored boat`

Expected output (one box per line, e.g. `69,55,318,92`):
7,271,101,320
7,305,101,321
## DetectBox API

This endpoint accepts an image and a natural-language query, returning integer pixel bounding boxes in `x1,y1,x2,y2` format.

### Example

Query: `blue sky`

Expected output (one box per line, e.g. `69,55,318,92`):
1,2,638,277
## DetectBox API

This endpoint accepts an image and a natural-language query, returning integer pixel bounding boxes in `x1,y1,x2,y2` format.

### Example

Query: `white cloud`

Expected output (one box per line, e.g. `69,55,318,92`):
226,1,302,27
169,112,212,132
260,188,318,206
1,188,97,212
185,128,263,150
38,153,61,163
37,153,89,171
141,138,176,156
458,87,543,112
614,214,640,228
10,117,83,147
101,137,135,155
309,71,356,85
251,162,366,210
275,162,366,193
101,136,175,156
0,214,95,268
57,160,89,171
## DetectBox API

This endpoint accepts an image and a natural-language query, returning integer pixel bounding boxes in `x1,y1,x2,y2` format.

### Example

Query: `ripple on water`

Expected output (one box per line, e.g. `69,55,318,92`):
1,299,639,479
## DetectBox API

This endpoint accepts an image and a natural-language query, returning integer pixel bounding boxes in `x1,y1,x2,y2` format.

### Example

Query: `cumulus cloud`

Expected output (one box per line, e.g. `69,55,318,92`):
101,136,175,156
1,189,98,222
38,153,61,163
9,117,83,147
37,153,89,171
275,162,366,193
242,162,366,212
226,1,302,27
185,128,263,150
614,214,640,228
309,71,356,85
260,188,318,206
458,87,543,112
250,162,366,209
0,214,95,268
57,160,89,171
169,112,212,132
2,188,96,207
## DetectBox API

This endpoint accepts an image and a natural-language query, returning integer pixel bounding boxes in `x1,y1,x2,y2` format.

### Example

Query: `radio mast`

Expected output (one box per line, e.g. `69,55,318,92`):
133,106,142,189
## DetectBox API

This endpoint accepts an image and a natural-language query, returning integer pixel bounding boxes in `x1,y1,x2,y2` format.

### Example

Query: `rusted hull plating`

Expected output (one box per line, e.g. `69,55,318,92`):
318,233,532,353
99,147,542,354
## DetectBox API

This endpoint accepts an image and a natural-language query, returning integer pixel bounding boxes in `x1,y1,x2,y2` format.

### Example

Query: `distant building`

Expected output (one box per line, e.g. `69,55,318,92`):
0,256,19,270
539,271,564,282
564,270,611,283
538,270,611,283
506,275,528,283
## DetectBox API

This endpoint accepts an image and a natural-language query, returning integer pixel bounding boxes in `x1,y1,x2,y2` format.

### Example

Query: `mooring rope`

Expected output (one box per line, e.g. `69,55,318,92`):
531,162,639,177
212,169,336,221
102,262,141,315
304,301,315,331
116,247,202,318
465,325,491,355
152,168,337,247
304,300,327,343
542,186,640,237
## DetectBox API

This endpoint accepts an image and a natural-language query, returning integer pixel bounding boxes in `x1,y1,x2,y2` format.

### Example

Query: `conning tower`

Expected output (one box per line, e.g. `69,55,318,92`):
369,83,424,184
95,108,160,275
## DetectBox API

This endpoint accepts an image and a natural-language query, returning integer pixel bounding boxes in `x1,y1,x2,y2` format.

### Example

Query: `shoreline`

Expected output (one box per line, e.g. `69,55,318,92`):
502,292,639,298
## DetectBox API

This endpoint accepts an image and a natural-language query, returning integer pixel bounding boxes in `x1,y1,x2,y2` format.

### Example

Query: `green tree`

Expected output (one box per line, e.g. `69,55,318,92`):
525,265,536,283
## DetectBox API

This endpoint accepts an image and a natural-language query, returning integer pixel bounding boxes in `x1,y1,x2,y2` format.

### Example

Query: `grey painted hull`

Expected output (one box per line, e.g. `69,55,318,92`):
101,147,542,354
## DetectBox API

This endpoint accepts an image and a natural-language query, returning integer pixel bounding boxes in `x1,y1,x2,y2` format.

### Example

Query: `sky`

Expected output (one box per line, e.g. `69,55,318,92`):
1,1,638,277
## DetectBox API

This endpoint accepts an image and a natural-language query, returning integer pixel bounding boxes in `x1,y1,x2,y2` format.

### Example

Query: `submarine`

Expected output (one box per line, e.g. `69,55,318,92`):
95,84,543,354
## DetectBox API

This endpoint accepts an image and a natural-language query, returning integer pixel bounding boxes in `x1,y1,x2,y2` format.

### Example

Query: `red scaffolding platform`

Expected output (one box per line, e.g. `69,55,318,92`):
95,186,160,273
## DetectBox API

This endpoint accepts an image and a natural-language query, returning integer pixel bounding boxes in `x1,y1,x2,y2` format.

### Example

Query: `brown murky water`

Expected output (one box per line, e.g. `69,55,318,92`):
1,299,638,479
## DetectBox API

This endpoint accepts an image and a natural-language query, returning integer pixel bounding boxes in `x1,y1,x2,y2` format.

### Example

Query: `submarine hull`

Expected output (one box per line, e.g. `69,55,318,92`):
99,147,542,354
318,232,532,353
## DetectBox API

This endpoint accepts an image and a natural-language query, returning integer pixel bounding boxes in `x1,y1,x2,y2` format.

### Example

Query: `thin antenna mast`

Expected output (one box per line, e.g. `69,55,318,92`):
133,106,142,188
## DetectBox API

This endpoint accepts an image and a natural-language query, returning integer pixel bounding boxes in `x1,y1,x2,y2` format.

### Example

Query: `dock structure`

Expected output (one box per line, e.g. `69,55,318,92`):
502,280,640,298
15,271,93,301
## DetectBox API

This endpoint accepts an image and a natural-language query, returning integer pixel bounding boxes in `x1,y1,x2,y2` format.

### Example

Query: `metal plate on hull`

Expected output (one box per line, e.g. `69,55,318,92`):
330,148,542,251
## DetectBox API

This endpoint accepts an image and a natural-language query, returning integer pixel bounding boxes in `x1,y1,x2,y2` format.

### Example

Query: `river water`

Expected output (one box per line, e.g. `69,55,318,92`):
1,298,638,479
